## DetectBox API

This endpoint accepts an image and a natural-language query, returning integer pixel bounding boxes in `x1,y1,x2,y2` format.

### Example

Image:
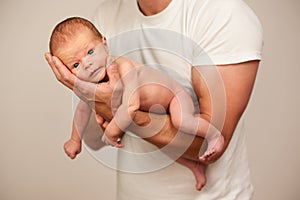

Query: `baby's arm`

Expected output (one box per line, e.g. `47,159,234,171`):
64,100,92,159
103,86,140,147
102,62,140,147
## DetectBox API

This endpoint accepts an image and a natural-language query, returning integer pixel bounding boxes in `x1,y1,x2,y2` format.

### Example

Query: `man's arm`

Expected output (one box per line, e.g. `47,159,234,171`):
192,60,259,162
131,60,259,162
45,53,259,162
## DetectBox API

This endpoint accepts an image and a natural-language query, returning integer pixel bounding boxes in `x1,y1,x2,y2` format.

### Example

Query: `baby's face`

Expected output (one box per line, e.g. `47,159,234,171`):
58,29,108,83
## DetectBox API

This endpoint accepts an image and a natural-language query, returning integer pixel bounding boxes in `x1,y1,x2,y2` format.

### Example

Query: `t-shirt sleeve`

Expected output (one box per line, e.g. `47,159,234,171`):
191,0,263,66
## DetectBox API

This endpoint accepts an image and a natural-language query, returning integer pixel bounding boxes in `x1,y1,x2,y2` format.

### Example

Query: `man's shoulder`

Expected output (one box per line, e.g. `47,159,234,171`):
97,0,119,7
187,0,249,14
95,0,121,14
93,0,136,36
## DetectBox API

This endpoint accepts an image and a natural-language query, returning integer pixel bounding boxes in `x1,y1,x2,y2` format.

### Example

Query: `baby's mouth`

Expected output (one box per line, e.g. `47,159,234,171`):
90,67,100,77
91,65,105,77
90,67,107,83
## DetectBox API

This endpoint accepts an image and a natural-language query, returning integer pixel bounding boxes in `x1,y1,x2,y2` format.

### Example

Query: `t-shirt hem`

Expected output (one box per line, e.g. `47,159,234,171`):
193,51,262,66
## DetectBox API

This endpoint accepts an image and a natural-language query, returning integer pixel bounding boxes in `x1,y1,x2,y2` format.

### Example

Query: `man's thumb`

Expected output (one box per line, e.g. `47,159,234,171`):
107,62,120,85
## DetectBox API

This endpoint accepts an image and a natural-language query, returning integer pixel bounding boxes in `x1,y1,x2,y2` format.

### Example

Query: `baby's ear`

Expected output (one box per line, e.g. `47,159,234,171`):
102,36,109,53
102,36,107,45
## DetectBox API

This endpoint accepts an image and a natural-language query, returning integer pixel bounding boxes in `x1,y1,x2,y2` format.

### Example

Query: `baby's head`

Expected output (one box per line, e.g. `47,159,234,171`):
49,17,109,82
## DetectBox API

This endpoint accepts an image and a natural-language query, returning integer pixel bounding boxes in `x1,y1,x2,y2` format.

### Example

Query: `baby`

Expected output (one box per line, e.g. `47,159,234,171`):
49,17,224,190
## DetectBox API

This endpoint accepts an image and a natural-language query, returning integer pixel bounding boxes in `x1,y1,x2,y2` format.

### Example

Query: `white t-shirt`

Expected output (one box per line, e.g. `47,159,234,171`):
93,0,263,199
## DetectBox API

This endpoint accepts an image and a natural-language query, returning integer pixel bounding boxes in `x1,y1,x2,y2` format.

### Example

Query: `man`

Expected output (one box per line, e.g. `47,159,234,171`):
46,0,263,199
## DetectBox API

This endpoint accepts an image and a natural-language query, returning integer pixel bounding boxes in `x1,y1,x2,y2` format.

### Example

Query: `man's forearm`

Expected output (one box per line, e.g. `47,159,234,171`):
130,110,205,161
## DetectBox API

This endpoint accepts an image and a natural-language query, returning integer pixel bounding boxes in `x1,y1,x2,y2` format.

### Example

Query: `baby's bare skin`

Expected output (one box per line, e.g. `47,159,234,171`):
49,19,223,190
101,57,223,190
104,57,224,163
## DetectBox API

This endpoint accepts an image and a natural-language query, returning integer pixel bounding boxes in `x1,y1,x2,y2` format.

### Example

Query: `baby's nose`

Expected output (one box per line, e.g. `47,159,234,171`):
82,57,93,69
84,61,93,69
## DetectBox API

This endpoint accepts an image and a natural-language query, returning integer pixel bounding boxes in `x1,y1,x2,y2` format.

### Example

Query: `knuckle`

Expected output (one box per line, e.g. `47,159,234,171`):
62,74,69,82
56,74,62,82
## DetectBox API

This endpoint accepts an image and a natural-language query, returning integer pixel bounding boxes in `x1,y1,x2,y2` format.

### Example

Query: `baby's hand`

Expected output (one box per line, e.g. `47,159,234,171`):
64,139,82,159
101,134,123,148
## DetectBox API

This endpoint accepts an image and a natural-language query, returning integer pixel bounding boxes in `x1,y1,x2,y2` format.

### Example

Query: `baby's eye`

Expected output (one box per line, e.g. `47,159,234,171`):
88,49,94,55
73,63,80,68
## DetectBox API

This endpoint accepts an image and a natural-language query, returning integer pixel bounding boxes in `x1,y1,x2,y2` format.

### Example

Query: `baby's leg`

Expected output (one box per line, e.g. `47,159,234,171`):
169,90,224,161
176,158,207,191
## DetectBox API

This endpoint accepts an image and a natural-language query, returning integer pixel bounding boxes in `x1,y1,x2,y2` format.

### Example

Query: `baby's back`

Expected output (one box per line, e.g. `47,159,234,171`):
117,57,184,114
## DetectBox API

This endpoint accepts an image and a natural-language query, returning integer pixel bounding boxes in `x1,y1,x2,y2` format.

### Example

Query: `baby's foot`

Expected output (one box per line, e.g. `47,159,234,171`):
190,162,207,191
199,134,224,162
177,158,207,190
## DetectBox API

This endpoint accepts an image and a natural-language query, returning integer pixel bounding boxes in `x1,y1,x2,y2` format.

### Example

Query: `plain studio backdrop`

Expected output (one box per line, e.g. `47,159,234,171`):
0,0,299,199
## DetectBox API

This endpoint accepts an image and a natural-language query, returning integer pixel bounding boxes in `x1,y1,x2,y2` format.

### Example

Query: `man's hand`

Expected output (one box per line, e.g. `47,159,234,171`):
45,53,75,90
45,52,122,121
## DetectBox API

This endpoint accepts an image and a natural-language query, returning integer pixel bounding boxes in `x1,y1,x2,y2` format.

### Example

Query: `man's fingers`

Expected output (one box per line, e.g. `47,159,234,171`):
73,79,97,103
46,53,72,89
103,121,109,128
46,60,98,105
45,52,53,66
101,134,110,145
106,63,120,86
95,114,104,125
45,52,60,80
45,52,99,105
45,52,74,90
113,141,123,148
106,63,122,115
52,56,75,89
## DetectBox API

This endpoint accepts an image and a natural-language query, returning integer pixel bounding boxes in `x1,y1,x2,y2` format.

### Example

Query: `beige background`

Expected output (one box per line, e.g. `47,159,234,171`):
0,0,299,199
